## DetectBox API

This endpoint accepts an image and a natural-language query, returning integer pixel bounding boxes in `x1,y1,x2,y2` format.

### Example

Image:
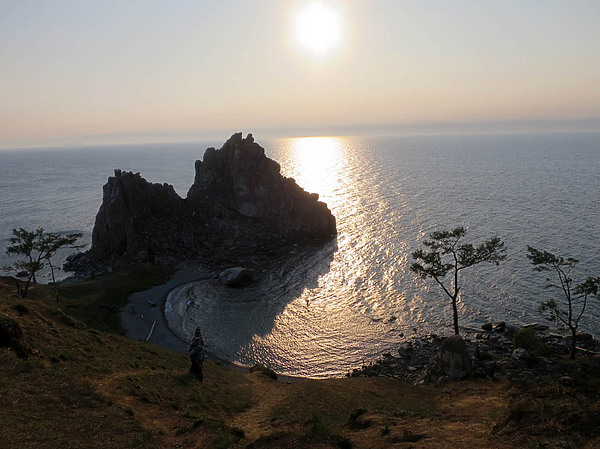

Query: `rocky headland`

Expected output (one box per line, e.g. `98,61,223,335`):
66,133,336,274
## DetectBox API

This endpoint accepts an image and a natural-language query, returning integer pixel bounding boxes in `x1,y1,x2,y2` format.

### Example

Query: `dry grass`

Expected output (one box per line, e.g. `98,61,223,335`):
1,274,599,449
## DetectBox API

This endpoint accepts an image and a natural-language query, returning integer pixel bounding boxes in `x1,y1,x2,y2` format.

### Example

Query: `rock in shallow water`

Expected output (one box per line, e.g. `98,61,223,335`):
218,267,255,288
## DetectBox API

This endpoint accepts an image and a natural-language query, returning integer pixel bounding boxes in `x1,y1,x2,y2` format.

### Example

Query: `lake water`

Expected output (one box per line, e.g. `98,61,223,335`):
1,132,599,377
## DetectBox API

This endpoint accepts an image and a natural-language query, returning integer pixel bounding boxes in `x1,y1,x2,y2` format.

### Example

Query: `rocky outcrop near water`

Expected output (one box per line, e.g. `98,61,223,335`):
89,170,186,263
350,322,600,385
187,133,336,240
66,133,336,272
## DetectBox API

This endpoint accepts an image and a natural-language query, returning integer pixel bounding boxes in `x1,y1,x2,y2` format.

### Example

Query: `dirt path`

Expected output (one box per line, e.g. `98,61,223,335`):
91,368,186,446
230,373,289,441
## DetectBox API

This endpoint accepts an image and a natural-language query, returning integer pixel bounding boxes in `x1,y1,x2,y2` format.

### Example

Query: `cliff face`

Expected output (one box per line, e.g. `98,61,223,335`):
90,170,190,263
187,133,337,240
83,134,336,266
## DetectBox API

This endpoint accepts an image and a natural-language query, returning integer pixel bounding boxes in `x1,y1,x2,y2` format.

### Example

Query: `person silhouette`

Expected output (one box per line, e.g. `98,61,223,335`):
188,327,206,381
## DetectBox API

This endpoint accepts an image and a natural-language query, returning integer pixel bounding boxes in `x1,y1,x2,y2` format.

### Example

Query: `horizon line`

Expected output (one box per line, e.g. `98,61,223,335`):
2,118,600,151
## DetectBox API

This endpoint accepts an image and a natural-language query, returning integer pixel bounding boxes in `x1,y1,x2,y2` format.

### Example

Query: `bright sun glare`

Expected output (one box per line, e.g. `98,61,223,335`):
295,1,341,55
288,136,345,202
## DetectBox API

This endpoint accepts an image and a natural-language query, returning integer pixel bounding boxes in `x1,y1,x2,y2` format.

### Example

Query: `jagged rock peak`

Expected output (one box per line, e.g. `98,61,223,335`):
188,133,336,240
76,134,337,269
90,170,184,262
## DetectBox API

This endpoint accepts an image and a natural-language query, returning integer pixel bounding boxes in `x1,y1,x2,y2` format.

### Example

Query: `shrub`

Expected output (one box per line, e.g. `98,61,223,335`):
304,414,329,438
512,328,547,355
0,314,30,358
12,303,30,316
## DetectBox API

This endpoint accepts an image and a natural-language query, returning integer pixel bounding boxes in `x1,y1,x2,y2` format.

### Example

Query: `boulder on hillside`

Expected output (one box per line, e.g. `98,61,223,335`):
0,314,30,359
440,335,472,379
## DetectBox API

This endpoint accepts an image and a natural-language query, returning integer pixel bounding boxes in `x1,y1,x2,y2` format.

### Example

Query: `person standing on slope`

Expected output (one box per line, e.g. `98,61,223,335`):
188,327,206,381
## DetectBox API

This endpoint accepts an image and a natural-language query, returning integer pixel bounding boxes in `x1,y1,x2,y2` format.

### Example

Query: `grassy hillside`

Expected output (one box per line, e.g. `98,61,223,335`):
1,273,599,449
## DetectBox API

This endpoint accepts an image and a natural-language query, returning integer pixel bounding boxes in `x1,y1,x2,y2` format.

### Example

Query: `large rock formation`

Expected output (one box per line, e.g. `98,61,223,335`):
90,170,187,263
75,133,336,268
187,133,336,240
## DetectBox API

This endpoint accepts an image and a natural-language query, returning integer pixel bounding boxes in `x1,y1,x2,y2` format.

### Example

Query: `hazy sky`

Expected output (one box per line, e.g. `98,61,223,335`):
2,0,600,148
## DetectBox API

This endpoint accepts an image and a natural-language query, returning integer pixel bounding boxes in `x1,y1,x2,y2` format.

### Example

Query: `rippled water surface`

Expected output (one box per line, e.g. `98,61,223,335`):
165,133,600,377
2,133,599,377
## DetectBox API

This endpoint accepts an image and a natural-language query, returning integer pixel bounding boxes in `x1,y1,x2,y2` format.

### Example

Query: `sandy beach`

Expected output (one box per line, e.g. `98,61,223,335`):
120,263,213,353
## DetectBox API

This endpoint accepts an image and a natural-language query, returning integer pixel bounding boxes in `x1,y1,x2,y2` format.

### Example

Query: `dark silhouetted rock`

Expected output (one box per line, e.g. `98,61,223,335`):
187,132,336,240
504,325,519,338
90,170,184,263
440,335,472,379
512,348,537,369
70,133,337,270
493,321,506,332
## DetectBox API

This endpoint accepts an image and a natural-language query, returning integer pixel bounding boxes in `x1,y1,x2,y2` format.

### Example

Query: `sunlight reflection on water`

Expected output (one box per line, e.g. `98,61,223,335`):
287,136,347,207
166,136,434,377
164,133,600,378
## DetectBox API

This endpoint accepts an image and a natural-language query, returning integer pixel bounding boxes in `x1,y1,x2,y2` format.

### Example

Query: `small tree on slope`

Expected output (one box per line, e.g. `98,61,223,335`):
4,228,83,300
411,227,506,335
38,231,83,301
527,246,599,360
4,228,45,298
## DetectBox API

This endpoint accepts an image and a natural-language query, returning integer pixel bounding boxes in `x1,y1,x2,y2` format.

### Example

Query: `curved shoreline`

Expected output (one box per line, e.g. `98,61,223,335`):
120,265,308,382
120,264,213,353
120,264,600,385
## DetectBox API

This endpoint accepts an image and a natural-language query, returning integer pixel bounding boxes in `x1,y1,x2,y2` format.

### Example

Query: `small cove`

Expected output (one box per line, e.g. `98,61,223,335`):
1,132,599,377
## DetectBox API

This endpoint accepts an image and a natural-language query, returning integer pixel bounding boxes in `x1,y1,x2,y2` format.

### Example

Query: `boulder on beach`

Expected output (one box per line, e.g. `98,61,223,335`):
218,267,255,288
249,364,278,380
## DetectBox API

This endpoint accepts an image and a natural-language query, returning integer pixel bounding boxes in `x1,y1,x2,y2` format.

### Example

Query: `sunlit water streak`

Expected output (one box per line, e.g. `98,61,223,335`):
165,133,600,377
1,134,599,377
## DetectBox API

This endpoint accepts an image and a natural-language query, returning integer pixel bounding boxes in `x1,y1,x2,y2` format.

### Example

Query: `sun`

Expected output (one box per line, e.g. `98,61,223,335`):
295,1,341,56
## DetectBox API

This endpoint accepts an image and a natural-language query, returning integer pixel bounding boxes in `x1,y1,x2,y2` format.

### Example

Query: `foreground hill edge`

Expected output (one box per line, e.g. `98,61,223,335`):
1,271,600,449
